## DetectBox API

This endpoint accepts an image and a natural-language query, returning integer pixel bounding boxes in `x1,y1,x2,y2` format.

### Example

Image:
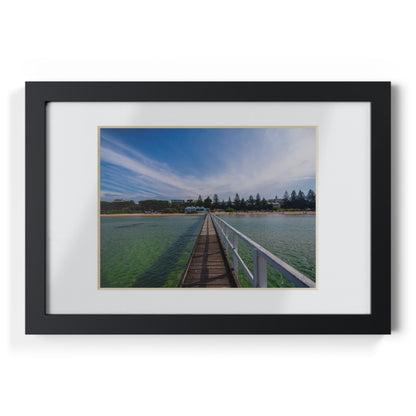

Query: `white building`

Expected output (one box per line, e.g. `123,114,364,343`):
185,206,207,214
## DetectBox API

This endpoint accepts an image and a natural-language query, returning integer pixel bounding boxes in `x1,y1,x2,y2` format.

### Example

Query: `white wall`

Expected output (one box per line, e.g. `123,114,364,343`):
0,1,413,415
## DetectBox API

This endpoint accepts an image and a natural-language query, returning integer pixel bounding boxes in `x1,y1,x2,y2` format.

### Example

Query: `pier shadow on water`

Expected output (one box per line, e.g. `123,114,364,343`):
116,222,148,229
131,218,204,287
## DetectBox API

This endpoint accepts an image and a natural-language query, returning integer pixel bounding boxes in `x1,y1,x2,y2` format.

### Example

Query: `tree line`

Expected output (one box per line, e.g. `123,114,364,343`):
282,189,316,210
191,189,315,211
100,189,315,214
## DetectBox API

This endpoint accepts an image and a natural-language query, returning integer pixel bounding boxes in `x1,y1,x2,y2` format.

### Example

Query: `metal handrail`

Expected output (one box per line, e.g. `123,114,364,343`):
210,213,315,288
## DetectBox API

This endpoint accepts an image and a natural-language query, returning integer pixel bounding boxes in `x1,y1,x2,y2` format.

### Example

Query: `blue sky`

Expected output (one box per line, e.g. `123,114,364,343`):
100,127,316,202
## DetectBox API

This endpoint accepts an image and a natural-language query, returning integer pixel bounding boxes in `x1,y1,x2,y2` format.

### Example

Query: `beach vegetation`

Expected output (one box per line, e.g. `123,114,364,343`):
100,188,316,214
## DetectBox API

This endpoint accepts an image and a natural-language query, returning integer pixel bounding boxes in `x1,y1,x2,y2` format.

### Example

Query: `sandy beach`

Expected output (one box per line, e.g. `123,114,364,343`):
101,211,316,218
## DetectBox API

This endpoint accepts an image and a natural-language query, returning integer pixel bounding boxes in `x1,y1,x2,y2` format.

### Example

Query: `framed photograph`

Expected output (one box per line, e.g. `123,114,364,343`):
26,82,390,334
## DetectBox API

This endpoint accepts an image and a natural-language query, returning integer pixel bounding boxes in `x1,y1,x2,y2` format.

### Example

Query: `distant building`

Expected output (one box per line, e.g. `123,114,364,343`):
113,199,125,202
171,199,184,204
185,206,207,214
267,197,285,209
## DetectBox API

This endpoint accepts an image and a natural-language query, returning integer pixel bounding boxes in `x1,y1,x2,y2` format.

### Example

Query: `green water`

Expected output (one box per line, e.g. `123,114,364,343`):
100,214,315,288
100,215,204,288
223,214,316,287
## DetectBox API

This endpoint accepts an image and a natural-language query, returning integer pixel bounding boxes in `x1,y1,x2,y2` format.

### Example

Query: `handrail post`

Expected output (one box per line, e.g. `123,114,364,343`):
233,232,238,275
253,249,267,288
211,213,314,289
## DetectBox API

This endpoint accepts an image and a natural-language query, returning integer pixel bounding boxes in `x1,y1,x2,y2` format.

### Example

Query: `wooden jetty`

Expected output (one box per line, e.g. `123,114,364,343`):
179,214,240,288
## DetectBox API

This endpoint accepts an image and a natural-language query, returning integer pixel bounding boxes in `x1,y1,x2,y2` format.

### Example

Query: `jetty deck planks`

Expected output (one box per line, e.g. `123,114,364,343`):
179,214,239,288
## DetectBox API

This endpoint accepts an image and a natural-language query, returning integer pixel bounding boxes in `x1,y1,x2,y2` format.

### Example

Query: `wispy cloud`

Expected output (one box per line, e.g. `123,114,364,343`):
100,128,316,201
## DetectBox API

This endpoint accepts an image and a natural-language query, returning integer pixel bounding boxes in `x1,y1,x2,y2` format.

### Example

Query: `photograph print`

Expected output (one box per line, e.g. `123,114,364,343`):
99,127,316,289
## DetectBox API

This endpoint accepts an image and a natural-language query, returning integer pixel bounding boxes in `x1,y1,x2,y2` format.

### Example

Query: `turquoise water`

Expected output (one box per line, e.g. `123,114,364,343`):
222,214,316,288
100,214,315,288
100,215,204,287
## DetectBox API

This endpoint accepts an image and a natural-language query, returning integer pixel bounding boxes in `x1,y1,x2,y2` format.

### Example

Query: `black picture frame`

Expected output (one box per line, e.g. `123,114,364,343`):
26,82,391,334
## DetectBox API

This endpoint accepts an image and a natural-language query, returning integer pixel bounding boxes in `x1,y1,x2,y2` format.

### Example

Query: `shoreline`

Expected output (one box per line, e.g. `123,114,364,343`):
101,211,316,218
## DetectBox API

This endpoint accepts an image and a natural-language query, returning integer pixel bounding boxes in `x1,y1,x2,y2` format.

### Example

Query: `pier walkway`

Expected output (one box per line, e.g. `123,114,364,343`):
179,214,239,287
179,212,315,289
